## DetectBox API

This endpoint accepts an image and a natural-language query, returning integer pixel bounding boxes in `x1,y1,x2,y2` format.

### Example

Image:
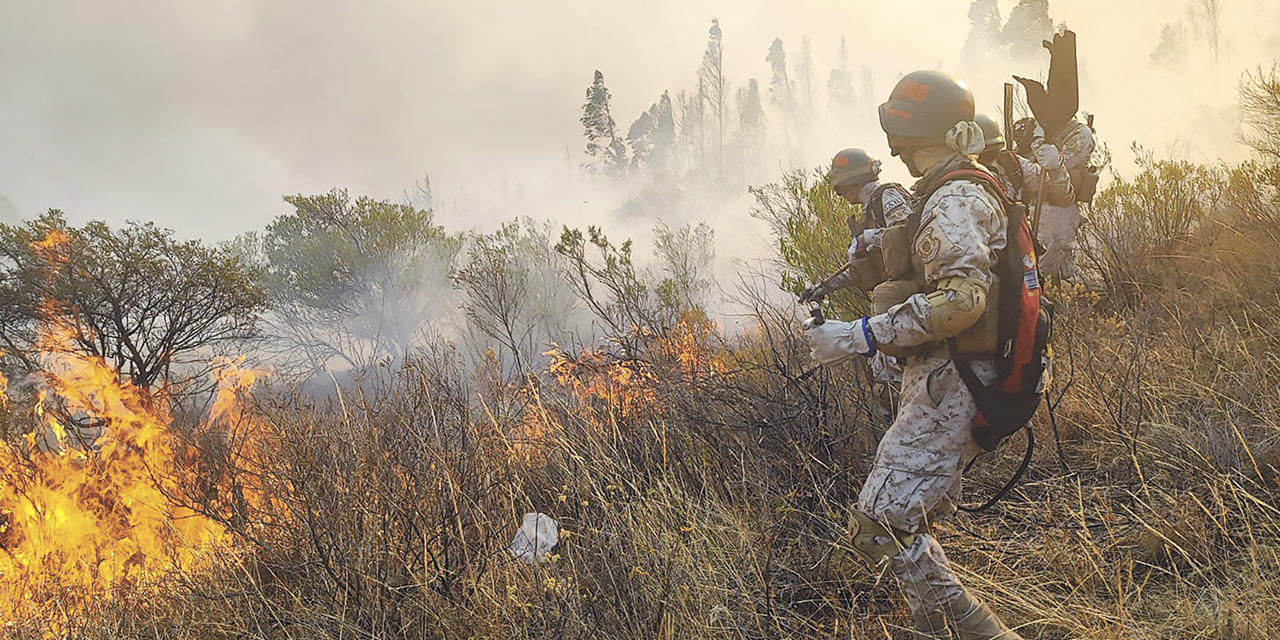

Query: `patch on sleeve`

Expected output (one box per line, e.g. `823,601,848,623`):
915,227,942,264
880,188,910,225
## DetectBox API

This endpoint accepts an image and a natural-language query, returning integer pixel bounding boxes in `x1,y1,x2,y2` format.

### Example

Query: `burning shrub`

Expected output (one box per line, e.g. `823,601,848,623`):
0,329,252,633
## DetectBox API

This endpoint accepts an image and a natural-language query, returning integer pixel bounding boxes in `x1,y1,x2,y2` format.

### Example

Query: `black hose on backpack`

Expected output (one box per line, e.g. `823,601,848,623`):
959,424,1034,513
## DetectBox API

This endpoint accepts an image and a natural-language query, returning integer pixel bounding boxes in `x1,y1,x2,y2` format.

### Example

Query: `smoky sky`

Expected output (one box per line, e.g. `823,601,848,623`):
1,0,1277,241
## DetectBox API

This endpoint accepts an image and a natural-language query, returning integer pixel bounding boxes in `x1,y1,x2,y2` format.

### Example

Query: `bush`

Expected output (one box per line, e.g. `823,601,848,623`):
748,169,870,320
1079,146,1224,304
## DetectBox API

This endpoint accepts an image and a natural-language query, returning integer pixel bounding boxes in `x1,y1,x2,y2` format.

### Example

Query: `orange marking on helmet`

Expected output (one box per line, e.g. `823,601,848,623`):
898,80,931,103
833,156,849,168
887,107,913,119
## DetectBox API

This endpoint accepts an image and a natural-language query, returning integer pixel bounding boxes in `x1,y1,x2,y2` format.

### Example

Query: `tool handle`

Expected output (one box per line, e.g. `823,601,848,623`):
819,262,851,289
1003,83,1015,152
809,306,825,326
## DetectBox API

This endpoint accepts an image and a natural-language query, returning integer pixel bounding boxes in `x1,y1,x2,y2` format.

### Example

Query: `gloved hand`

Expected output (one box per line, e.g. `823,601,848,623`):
846,232,870,264
1032,137,1065,170
802,316,877,365
799,282,831,304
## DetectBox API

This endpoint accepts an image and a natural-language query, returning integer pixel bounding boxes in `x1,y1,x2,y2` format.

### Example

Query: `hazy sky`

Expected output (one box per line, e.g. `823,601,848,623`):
1,0,1277,241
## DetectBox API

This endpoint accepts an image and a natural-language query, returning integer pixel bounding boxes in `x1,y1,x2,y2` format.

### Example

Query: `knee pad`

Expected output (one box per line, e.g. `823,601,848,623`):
848,509,916,568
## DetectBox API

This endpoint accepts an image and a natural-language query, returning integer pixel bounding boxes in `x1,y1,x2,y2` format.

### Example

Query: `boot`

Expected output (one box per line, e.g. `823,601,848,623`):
911,609,953,640
946,591,1025,640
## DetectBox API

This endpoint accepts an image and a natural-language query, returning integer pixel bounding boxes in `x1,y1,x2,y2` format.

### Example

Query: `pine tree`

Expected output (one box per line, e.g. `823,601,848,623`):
675,89,703,168
767,38,794,116
961,0,1005,69
827,37,856,122
698,18,727,175
581,70,628,177
1003,0,1053,60
859,65,877,130
737,79,765,153
625,91,677,174
795,36,814,134
627,110,655,172
1151,23,1187,68
651,91,676,171
1187,0,1221,65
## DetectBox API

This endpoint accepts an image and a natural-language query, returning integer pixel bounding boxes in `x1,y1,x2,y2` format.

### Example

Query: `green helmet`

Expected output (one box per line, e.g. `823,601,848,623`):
827,148,881,190
879,70,976,151
974,114,1004,152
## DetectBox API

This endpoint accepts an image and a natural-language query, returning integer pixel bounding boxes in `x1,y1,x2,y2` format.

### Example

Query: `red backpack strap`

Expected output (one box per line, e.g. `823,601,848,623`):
929,167,1014,207
996,151,1024,190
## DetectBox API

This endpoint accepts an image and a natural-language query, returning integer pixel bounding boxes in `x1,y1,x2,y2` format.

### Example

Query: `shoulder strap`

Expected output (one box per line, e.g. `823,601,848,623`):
996,151,1025,192
867,184,891,227
923,167,1014,210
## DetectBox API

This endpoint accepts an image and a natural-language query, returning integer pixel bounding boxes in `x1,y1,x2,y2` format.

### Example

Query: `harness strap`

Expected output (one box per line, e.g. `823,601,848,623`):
867,184,891,228
959,425,1035,513
995,150,1027,197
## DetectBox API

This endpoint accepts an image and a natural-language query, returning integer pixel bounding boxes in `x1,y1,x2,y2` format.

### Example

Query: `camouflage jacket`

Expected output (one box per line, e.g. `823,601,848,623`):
867,154,1007,350
858,181,914,247
828,181,914,293
1049,118,1096,176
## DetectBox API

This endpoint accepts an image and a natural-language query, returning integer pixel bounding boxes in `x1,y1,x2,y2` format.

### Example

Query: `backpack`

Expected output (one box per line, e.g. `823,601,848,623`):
921,166,1054,451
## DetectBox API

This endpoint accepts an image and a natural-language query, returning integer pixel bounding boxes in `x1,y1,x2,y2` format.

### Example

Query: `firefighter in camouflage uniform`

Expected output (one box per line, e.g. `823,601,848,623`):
803,70,1027,640
1014,115,1096,281
800,148,915,401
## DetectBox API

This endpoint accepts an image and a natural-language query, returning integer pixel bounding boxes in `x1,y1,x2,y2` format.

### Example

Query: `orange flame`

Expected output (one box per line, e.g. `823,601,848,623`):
30,228,69,250
0,327,263,626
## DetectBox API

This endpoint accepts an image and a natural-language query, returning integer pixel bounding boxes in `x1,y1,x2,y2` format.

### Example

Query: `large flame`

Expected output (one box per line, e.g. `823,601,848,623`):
0,325,259,625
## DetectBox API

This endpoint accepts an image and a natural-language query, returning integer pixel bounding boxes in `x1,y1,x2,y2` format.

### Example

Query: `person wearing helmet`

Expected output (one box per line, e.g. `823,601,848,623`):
801,148,916,412
803,70,1027,640
974,113,1073,208
1013,115,1097,281
799,148,913,304
826,147,914,230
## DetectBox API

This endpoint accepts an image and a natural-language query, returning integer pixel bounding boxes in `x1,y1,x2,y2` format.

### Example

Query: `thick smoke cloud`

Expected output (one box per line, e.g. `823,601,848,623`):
0,0,1276,240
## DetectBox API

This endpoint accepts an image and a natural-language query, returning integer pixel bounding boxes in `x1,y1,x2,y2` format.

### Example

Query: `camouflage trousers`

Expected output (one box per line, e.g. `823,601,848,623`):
1036,202,1083,281
856,356,995,616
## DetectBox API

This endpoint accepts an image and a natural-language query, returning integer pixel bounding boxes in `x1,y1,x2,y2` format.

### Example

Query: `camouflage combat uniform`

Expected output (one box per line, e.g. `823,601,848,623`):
827,180,916,392
859,153,1006,616
1034,118,1095,280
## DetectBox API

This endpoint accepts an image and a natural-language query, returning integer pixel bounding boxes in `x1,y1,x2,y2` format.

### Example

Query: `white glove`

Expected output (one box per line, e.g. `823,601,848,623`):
802,316,877,365
1032,138,1065,171
860,227,886,250
846,231,871,264
1030,121,1046,141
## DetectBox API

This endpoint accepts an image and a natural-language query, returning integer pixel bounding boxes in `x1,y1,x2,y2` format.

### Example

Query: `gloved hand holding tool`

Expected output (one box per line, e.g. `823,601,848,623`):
802,315,876,366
